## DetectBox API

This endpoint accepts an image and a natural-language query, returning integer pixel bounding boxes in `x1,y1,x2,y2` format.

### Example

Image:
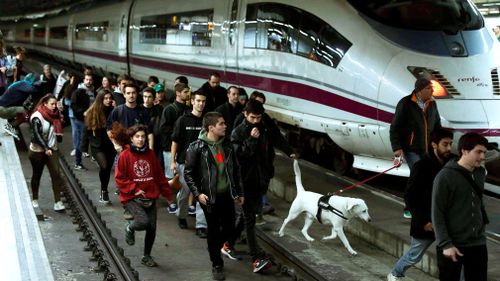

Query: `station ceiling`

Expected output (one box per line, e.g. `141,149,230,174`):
1,0,500,19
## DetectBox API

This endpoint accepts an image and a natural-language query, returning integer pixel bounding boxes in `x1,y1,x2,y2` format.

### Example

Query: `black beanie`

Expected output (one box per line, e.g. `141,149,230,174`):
414,78,432,92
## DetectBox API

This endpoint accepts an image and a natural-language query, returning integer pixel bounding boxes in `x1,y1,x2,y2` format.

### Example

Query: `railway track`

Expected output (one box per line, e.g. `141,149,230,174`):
58,155,140,281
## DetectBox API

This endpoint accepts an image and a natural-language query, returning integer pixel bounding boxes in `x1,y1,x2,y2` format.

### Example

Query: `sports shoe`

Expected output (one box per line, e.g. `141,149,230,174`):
403,210,412,219
3,123,19,140
99,191,110,204
70,149,76,156
212,265,225,280
387,273,403,281
82,152,90,158
141,255,158,267
125,224,135,245
123,209,134,220
188,205,196,216
54,201,65,212
178,218,188,229
252,257,271,273
32,200,39,208
168,203,177,214
221,243,241,261
74,164,87,170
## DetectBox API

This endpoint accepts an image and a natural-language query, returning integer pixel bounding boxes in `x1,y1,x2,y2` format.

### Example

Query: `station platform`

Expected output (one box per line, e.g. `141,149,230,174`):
0,119,54,281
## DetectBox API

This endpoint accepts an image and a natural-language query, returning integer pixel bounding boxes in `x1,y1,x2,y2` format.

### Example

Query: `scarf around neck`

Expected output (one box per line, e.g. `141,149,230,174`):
38,105,64,135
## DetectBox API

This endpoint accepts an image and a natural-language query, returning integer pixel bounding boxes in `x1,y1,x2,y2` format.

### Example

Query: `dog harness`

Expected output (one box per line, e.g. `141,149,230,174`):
316,195,348,224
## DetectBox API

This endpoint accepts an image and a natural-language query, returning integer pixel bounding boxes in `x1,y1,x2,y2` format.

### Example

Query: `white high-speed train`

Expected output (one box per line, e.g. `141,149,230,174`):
2,0,500,179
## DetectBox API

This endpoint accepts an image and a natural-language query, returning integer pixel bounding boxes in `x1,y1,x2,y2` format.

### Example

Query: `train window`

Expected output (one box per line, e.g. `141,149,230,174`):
244,3,299,53
140,9,213,47
316,25,351,68
50,26,68,40
33,26,45,38
75,21,109,42
229,0,239,45
244,3,351,68
347,0,483,32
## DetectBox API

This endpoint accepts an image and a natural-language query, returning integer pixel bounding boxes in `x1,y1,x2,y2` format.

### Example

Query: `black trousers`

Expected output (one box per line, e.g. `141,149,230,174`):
126,200,157,256
90,147,115,192
201,192,236,268
437,244,488,281
242,194,264,260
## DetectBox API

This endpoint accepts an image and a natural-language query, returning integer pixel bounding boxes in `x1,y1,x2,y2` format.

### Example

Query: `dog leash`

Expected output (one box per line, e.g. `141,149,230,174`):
329,157,403,196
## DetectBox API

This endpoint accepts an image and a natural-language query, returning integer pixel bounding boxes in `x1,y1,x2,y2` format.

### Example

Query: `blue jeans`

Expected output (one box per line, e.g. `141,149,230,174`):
70,118,84,165
391,237,434,277
403,151,422,172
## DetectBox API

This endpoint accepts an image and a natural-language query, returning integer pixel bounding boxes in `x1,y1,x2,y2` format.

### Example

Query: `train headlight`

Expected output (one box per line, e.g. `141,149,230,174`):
430,80,449,98
449,42,465,57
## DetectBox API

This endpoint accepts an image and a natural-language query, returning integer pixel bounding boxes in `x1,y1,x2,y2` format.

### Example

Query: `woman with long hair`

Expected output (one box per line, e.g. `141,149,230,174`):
84,90,115,203
113,124,172,267
29,94,66,211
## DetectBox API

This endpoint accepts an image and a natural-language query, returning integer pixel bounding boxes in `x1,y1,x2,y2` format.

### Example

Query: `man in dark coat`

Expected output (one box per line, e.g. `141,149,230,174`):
387,128,453,281
390,77,442,219
215,86,242,135
197,72,227,112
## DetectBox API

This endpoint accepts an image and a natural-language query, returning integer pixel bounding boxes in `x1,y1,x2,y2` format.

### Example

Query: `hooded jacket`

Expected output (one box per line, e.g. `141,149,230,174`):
231,119,277,197
115,144,172,204
184,130,242,205
390,92,441,155
432,160,487,249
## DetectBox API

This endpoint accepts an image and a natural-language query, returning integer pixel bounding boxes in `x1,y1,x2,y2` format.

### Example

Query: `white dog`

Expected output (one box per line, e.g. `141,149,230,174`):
278,160,371,255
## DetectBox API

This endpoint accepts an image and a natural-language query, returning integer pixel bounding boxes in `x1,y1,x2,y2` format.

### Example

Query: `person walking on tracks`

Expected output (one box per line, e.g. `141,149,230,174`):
28,94,66,212
387,128,454,281
83,90,115,204
113,124,173,267
432,132,490,281
184,112,244,280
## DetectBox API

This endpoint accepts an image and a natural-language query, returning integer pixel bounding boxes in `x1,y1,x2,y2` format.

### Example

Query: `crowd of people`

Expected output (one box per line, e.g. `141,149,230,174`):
0,45,296,279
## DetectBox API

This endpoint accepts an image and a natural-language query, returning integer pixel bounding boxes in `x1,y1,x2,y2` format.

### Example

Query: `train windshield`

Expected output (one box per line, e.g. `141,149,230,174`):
348,0,483,32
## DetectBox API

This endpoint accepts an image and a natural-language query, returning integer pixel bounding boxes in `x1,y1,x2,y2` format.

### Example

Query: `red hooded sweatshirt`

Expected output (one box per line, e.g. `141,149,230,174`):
115,145,172,204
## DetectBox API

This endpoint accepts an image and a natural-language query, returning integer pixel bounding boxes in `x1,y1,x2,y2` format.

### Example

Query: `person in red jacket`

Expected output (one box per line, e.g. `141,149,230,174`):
114,124,172,267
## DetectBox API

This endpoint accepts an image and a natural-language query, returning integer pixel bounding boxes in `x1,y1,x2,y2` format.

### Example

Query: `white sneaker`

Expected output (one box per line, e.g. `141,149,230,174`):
82,152,90,158
32,200,39,208
387,273,403,281
70,149,76,156
54,201,65,212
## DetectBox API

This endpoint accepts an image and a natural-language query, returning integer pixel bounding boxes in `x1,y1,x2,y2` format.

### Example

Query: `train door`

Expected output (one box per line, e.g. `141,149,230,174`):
223,0,240,84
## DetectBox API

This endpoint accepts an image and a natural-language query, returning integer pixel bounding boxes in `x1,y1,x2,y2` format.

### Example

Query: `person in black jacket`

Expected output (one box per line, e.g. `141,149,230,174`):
390,77,441,219
215,86,243,136
231,100,296,273
83,90,115,203
71,87,93,169
390,77,442,170
184,112,243,280
387,128,453,281
197,72,227,112
171,91,208,235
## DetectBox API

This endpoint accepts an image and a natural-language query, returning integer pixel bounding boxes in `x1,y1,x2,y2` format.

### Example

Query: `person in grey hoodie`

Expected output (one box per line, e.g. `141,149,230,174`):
432,132,489,281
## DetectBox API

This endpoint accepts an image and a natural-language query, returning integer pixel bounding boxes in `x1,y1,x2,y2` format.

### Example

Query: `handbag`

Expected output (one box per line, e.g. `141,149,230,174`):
134,198,153,208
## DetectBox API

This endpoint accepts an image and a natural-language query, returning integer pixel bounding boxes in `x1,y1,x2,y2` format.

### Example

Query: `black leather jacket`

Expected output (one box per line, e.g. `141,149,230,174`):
184,138,242,205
